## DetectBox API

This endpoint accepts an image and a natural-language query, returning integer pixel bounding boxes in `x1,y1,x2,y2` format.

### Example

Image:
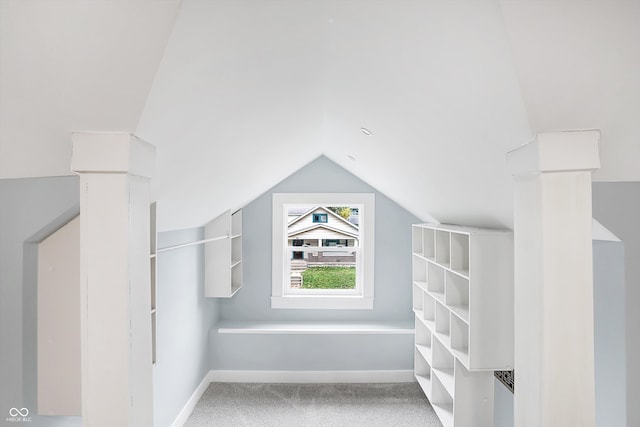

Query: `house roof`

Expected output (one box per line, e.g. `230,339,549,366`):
1,1,639,231
287,207,310,216
288,224,360,241
287,206,359,231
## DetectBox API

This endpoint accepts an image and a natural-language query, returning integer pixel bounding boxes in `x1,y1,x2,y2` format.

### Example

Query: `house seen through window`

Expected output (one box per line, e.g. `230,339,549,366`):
312,213,328,223
287,205,360,290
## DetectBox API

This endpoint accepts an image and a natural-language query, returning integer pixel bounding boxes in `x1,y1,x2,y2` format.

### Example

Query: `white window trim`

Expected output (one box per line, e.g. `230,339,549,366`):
271,193,375,309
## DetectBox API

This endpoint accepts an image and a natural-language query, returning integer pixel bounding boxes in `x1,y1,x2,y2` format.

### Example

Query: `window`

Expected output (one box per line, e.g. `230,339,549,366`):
272,193,375,309
312,213,328,223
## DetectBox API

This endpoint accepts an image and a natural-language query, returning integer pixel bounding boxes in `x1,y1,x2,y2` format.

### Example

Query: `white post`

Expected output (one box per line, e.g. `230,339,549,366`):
507,130,600,427
71,132,155,427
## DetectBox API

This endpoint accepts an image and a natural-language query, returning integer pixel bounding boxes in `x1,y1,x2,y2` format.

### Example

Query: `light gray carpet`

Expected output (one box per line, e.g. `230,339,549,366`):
184,382,442,427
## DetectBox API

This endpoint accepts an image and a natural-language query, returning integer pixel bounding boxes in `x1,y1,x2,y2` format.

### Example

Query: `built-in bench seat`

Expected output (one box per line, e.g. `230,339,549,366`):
215,320,414,335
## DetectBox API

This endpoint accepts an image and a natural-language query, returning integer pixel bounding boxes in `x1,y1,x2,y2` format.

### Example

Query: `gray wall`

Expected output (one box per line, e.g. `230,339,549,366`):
593,239,626,427
592,182,640,427
494,378,514,427
211,156,421,370
0,176,81,427
153,228,218,427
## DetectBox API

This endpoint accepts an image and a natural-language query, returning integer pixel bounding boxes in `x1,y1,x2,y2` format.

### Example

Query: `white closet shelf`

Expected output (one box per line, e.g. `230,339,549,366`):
449,306,469,323
429,290,445,304
412,223,514,427
433,367,455,397
413,280,428,291
416,344,432,365
432,403,454,427
414,310,435,331
205,209,243,298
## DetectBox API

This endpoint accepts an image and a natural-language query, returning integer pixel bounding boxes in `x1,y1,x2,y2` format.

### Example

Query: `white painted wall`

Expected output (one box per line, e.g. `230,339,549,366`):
37,217,81,416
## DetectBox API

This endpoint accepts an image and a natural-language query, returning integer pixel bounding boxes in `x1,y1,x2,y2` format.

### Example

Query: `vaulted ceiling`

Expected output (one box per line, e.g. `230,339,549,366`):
1,0,638,231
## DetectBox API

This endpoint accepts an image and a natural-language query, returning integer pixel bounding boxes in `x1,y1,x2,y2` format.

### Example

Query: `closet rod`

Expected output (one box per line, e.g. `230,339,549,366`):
153,234,228,256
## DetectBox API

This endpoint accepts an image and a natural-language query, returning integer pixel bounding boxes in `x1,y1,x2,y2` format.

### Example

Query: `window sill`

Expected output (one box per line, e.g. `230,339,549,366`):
271,296,374,310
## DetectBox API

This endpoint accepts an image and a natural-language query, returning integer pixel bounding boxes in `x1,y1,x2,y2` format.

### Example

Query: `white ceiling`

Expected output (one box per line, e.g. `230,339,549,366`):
0,0,182,178
2,0,639,231
501,0,640,183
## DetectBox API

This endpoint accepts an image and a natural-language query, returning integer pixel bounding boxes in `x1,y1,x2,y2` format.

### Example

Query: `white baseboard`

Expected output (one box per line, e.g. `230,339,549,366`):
170,371,214,427
209,369,416,383
171,369,414,426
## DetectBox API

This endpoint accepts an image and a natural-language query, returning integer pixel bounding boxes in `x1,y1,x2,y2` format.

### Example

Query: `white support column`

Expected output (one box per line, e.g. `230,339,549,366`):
507,130,600,427
71,132,155,427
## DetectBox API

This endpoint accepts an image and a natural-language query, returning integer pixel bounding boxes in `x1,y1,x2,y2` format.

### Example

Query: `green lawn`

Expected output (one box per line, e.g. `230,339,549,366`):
301,267,356,289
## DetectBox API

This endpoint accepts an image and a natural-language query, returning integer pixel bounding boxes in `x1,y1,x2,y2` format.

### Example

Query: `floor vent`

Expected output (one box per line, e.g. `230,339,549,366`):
494,370,514,393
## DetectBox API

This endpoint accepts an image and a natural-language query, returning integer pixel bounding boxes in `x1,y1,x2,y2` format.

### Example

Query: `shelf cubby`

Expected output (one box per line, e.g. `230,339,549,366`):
427,262,445,302
415,318,432,364
413,254,427,285
423,228,435,260
231,262,242,295
450,314,469,365
231,209,242,237
412,226,424,256
435,230,450,267
432,336,455,396
445,271,469,322
415,348,432,399
435,301,450,344
412,283,424,312
422,291,436,327
431,374,454,427
232,237,242,265
450,232,470,276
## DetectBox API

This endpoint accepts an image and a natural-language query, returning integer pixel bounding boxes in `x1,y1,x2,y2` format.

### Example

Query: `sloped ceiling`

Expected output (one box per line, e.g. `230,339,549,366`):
2,0,639,232
0,0,182,178
136,0,532,230
501,0,640,182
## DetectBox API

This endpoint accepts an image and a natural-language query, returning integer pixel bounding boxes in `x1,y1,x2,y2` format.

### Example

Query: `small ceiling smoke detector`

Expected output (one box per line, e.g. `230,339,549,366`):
360,127,373,136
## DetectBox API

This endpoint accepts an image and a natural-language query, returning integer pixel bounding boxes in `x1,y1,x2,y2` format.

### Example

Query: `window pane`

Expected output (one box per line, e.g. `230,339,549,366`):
286,205,360,291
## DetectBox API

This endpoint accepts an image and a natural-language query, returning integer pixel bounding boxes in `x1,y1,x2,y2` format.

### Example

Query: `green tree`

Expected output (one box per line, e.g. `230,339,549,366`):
327,206,352,219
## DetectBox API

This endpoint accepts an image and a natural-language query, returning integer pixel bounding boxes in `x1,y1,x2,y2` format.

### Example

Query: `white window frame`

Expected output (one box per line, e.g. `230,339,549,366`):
271,193,375,309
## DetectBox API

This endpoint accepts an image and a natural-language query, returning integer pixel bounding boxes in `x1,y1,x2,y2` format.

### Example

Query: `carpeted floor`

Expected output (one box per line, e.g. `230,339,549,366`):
184,382,442,427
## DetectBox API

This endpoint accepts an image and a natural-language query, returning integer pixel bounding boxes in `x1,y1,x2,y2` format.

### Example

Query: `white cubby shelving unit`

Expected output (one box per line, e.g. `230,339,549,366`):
412,223,513,427
204,209,243,297
150,202,157,365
